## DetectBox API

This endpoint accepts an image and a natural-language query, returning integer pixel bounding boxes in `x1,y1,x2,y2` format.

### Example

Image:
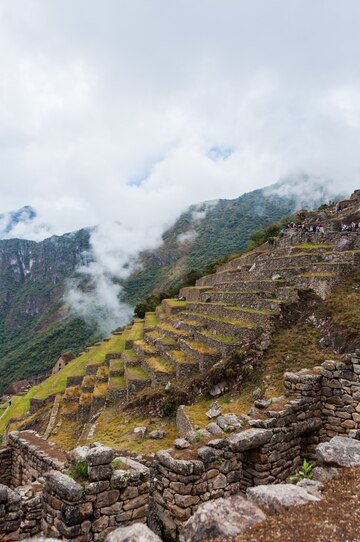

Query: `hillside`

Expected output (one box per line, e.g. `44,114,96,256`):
0,229,100,394
2,190,359,456
0,179,340,395
121,180,338,305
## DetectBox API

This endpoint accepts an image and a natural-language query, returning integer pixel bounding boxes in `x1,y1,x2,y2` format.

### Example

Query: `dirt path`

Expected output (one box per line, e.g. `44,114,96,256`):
236,467,360,542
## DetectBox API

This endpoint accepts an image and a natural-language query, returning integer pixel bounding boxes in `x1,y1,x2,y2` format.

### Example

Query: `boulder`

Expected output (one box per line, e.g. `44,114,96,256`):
206,402,222,419
174,438,190,450
207,422,223,435
312,466,340,482
176,406,194,438
87,445,114,466
246,484,321,514
217,413,242,431
133,427,147,441
106,524,161,542
45,472,83,503
228,428,272,452
297,479,324,497
149,429,166,439
179,494,266,542
316,436,360,467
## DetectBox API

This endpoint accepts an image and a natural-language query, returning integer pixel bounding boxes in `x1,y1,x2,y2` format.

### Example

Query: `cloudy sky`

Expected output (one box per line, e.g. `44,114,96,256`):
1,0,360,241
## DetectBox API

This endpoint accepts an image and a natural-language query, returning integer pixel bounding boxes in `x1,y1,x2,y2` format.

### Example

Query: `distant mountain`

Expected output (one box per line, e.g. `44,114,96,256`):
0,229,101,394
0,205,37,238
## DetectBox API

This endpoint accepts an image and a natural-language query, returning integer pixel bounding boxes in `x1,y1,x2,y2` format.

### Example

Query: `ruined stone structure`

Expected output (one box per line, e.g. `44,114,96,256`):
0,353,359,540
51,352,74,375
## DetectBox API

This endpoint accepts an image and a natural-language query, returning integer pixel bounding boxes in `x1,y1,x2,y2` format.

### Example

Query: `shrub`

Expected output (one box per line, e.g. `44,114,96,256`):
289,459,313,484
68,459,88,481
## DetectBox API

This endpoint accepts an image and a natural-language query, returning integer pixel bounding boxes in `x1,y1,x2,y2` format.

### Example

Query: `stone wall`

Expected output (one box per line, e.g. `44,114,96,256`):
7,431,67,488
152,353,360,539
0,483,21,541
0,447,12,487
42,446,150,542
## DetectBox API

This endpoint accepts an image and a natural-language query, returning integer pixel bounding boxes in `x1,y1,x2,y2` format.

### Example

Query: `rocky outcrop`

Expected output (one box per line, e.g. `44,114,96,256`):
246,484,320,514
316,436,360,467
179,495,266,542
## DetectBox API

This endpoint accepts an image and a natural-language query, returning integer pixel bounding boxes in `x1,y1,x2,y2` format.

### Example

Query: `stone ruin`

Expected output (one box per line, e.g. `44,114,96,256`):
0,352,359,541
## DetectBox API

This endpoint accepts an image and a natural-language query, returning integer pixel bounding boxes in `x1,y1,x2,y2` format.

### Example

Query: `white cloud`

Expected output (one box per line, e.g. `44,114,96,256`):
1,1,360,325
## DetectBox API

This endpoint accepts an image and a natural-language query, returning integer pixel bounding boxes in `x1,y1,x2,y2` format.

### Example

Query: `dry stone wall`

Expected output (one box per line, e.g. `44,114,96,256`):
7,432,67,488
0,353,359,541
42,447,150,542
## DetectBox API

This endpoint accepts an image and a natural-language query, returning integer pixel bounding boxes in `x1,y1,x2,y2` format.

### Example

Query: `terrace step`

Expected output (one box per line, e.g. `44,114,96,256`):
121,349,141,367
161,298,188,317
179,286,213,302
125,321,144,348
60,400,79,421
199,290,287,311
155,322,191,341
178,311,257,340
133,339,159,361
251,261,354,280
141,356,176,385
62,386,81,404
95,366,109,383
179,338,221,371
81,375,95,393
211,279,289,293
185,302,275,325
163,349,199,379
91,380,109,414
107,375,127,404
155,306,166,321
216,250,271,272
77,392,92,422
144,312,158,331
125,365,151,397
192,329,242,354
144,330,179,354
109,357,124,377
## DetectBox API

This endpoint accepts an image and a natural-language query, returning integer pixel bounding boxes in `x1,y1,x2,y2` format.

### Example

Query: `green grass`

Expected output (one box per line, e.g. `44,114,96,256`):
0,331,127,435
292,243,333,250
146,356,175,374
183,311,256,328
126,366,149,381
109,375,126,390
163,299,187,309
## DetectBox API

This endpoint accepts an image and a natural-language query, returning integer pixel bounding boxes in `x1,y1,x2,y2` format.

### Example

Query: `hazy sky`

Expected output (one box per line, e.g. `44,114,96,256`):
1,0,360,240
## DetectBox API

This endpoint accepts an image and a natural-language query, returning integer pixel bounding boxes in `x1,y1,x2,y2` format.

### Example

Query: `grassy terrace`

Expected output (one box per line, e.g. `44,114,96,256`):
163,299,188,309
196,329,240,344
169,350,198,365
134,339,157,355
0,331,128,435
183,339,218,355
93,381,108,397
126,365,149,381
127,322,144,341
109,358,124,373
183,311,256,328
108,375,126,390
146,356,174,373
144,312,158,328
156,323,189,336
292,243,333,250
188,302,272,315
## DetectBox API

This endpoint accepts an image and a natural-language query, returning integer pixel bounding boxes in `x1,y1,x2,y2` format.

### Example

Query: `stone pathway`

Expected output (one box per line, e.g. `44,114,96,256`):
43,395,61,439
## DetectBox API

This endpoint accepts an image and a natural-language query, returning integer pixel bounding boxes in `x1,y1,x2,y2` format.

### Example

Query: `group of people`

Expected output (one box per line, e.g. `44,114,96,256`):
281,222,325,234
342,222,360,232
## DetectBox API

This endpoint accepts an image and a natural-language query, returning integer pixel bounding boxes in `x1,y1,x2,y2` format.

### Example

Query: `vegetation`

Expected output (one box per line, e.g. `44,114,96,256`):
289,459,314,484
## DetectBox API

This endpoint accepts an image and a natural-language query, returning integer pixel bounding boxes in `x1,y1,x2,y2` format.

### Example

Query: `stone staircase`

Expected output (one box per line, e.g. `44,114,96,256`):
49,230,360,437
